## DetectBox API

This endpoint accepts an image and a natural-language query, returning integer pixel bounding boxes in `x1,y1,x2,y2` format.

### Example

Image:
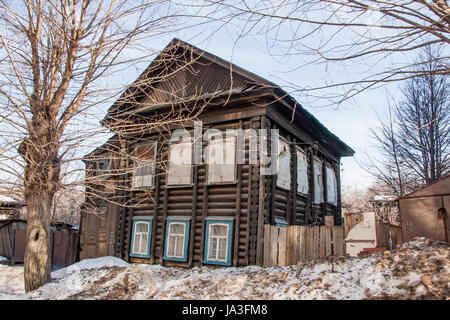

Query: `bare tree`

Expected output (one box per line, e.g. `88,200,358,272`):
0,0,206,292
196,0,450,106
364,45,449,196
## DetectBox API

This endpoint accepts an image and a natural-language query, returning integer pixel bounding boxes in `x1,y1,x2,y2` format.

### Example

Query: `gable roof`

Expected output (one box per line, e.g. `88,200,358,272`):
101,38,354,158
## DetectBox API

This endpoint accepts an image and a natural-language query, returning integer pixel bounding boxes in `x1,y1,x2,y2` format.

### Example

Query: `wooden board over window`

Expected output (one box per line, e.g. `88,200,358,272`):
167,139,193,186
133,142,157,188
296,147,309,195
313,157,324,204
326,165,337,205
276,138,291,190
206,136,237,184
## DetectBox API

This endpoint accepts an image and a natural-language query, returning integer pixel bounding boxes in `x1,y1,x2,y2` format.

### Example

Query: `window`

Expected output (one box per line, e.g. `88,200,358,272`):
326,165,338,205
276,138,291,190
167,139,193,186
130,217,152,258
296,147,309,195
163,217,191,262
98,156,115,180
313,158,324,204
203,218,234,266
206,136,237,184
132,142,157,188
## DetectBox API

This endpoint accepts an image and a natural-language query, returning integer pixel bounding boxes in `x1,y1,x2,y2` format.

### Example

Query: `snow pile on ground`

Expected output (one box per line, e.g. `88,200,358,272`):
0,237,448,300
0,256,7,262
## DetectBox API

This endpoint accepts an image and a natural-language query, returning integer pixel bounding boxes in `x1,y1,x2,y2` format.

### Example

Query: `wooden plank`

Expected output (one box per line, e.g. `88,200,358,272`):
263,224,271,267
270,226,279,266
319,226,326,259
333,226,344,256
325,226,332,257
312,226,320,259
199,165,208,265
286,226,297,265
278,227,287,266
298,226,306,262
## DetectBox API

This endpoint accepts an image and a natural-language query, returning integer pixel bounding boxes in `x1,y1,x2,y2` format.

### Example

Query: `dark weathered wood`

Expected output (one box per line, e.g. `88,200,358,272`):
244,118,253,266
233,120,243,266
188,165,199,267
256,116,266,266
199,162,208,265
291,138,298,226
150,151,160,264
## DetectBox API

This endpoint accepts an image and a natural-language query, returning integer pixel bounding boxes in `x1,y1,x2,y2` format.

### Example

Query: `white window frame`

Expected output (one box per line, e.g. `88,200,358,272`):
132,142,158,189
165,222,187,259
131,221,151,256
206,135,237,185
206,223,230,263
296,147,309,195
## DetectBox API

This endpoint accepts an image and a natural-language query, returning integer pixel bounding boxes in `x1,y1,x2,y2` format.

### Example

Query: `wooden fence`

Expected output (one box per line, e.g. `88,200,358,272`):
263,225,345,267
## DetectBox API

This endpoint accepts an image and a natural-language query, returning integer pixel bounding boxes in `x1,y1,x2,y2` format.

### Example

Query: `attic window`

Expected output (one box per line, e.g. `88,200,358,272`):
96,157,112,179
167,138,193,186
132,142,157,189
313,158,324,204
206,136,237,184
326,165,338,205
276,138,291,190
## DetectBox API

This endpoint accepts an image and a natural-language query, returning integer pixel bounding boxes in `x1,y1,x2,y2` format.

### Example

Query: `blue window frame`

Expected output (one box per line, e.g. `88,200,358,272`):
163,217,191,262
130,217,152,258
203,217,234,266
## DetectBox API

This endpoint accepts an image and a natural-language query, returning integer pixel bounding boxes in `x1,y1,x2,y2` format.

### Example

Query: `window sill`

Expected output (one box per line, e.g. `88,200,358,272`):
163,256,188,262
202,260,231,266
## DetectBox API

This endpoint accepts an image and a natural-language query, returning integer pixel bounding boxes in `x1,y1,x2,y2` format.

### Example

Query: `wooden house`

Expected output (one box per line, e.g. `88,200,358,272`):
79,38,354,267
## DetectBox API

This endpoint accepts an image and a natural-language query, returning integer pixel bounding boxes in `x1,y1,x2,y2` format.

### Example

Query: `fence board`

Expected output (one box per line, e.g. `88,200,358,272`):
332,226,344,256
278,227,287,266
270,226,278,266
298,226,306,262
325,226,332,257
262,224,345,266
263,224,271,267
319,226,326,258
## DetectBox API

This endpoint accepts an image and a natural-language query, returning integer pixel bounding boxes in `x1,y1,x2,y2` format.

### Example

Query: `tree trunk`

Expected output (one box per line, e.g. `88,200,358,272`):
24,192,53,292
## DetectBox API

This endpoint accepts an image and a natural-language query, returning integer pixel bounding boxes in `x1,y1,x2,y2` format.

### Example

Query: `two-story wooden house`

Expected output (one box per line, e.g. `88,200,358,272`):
79,38,354,267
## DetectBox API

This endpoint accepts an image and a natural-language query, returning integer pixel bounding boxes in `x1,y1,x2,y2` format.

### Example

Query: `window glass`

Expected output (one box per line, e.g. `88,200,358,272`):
131,220,151,257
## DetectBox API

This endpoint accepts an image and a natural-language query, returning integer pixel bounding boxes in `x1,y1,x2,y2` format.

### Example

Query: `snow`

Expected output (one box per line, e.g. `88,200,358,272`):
0,256,7,262
0,238,448,300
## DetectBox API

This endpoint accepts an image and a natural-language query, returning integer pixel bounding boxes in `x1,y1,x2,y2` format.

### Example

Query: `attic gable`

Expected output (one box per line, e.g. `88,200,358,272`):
105,38,275,120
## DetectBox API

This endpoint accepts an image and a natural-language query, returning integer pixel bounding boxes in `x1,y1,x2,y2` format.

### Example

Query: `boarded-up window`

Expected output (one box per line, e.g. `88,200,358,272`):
276,138,291,190
326,165,338,205
313,158,324,204
296,147,309,195
206,136,236,184
132,142,157,188
167,139,193,186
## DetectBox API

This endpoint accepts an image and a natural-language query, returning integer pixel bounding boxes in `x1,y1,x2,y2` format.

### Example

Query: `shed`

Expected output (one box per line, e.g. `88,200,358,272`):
398,175,450,243
80,38,354,267
0,219,79,267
